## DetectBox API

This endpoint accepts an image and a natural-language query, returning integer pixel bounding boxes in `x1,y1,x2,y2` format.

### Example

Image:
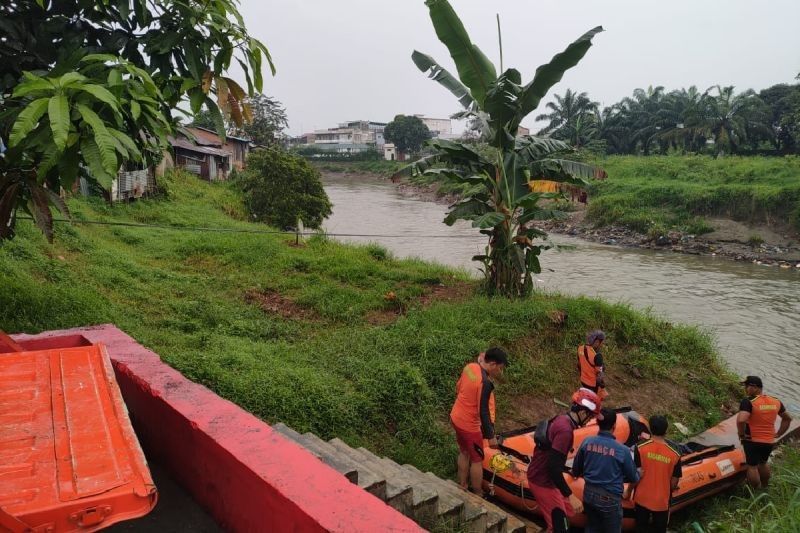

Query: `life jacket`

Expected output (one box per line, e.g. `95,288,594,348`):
533,416,557,451
450,362,496,433
633,438,682,512
578,344,600,388
745,395,783,444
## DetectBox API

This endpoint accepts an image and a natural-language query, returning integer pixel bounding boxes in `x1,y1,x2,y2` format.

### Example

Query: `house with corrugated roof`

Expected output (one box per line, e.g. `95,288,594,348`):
168,127,252,181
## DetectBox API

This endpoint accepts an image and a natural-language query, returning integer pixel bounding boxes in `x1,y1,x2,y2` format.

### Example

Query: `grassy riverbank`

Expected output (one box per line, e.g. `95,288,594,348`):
0,170,739,476
312,159,404,177
587,155,800,237
674,442,800,532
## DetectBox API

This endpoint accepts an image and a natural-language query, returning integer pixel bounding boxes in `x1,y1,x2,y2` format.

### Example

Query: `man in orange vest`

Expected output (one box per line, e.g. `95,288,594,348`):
736,376,792,488
630,415,682,533
450,347,508,494
578,330,607,396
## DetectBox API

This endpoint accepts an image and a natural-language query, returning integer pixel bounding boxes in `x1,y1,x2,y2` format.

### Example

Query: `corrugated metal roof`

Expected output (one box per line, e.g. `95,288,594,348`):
169,137,232,157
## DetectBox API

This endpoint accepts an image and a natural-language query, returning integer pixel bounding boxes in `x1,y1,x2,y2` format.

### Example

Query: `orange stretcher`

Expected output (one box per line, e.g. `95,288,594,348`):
0,342,157,532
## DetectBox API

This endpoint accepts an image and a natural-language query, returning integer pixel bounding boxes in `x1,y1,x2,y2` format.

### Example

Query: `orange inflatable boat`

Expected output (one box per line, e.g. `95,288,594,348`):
0,343,158,532
483,409,746,530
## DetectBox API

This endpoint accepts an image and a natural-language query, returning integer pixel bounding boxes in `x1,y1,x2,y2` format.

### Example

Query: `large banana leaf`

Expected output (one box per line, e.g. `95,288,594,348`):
425,0,497,106
412,51,475,109
514,135,573,162
517,26,603,121
529,158,607,185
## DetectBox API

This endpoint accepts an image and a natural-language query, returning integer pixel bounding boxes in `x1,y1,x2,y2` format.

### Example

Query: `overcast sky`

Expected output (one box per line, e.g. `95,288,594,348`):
236,0,800,135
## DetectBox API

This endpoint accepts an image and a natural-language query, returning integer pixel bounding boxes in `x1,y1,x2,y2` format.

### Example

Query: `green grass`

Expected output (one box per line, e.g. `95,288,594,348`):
0,169,739,477
673,443,800,532
587,155,800,235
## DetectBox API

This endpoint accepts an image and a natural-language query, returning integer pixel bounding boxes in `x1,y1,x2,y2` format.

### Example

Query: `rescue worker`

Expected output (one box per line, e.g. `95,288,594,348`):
450,347,508,495
736,376,792,488
572,407,639,533
578,330,607,397
526,388,603,533
630,415,682,533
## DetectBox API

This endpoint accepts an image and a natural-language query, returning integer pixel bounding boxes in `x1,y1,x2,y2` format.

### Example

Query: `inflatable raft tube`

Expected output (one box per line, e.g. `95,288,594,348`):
482,416,746,530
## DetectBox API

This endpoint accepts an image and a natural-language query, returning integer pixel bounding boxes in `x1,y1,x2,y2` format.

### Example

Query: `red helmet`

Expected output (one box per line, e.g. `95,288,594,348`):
571,388,603,418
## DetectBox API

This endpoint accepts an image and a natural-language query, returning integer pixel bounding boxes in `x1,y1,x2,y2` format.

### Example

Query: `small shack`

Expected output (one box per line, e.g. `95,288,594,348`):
170,137,231,181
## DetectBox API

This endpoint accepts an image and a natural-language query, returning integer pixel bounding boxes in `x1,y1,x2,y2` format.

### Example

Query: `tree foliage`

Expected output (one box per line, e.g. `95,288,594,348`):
405,0,605,298
191,93,288,147
540,81,800,156
0,0,273,241
230,94,288,147
383,115,432,155
237,148,332,230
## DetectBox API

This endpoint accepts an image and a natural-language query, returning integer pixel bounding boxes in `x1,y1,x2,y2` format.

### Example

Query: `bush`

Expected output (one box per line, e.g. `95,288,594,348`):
237,148,332,229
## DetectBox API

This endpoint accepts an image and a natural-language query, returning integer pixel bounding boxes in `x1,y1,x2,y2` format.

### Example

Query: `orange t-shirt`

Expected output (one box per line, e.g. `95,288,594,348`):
633,438,682,512
450,362,496,437
741,395,785,443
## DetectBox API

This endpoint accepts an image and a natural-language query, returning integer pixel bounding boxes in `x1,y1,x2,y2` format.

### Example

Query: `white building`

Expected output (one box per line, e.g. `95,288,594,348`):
414,115,452,138
306,120,387,153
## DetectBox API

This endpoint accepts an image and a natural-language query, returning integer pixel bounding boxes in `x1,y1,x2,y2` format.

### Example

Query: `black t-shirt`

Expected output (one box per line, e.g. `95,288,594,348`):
739,397,786,414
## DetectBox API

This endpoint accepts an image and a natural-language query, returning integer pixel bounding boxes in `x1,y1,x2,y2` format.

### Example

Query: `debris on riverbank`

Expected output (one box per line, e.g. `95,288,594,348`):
389,175,800,268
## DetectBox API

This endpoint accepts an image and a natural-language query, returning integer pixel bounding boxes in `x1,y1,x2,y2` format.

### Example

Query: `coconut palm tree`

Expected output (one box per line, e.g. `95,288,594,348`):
404,0,605,297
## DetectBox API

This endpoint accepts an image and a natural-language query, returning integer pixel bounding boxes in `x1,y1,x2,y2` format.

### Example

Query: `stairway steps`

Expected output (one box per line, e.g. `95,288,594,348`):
353,446,441,528
272,423,358,483
274,422,526,533
401,464,489,533
327,438,413,515
297,431,386,499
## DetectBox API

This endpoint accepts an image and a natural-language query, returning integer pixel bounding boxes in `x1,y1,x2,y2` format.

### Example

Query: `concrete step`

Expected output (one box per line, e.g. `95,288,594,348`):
404,463,525,533
401,464,488,533
272,423,359,482
354,447,440,528
297,431,386,499
328,438,413,515
443,479,508,533
392,464,468,530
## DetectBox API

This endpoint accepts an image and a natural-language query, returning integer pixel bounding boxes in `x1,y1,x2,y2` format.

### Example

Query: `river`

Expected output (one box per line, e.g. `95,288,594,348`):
322,173,800,409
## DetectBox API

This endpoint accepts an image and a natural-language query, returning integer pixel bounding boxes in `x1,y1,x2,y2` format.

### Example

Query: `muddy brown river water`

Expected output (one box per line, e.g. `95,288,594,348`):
322,173,800,409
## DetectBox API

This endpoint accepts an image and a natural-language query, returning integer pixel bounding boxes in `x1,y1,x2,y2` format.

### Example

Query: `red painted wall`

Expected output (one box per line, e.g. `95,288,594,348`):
11,325,423,533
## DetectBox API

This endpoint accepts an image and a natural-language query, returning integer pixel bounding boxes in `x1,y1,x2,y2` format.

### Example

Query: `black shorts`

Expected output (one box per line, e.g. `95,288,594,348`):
743,441,774,466
581,382,599,393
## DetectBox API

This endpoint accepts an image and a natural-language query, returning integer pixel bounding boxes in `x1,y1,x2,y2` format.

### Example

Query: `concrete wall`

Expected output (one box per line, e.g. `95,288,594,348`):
9,325,422,533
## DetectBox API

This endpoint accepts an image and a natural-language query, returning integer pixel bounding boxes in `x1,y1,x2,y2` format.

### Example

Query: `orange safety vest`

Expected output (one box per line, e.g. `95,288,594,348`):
634,439,681,512
746,395,783,444
578,345,601,388
450,362,496,434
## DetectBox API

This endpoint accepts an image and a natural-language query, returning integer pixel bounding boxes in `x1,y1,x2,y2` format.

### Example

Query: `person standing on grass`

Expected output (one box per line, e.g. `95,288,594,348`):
737,375,792,488
572,407,639,533
630,415,682,533
527,388,603,533
578,330,608,399
450,347,508,495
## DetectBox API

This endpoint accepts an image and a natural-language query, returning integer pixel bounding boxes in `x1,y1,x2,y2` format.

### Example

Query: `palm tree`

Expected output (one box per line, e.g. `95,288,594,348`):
536,89,600,147
657,86,707,152
699,85,771,154
619,86,667,155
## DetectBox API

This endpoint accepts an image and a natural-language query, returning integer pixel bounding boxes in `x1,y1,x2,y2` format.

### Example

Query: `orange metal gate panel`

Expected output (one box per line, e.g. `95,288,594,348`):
0,344,157,532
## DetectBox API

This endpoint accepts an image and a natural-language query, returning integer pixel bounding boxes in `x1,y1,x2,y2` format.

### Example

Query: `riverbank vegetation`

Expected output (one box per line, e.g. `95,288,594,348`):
587,155,800,235
0,170,739,476
674,442,800,532
535,80,800,156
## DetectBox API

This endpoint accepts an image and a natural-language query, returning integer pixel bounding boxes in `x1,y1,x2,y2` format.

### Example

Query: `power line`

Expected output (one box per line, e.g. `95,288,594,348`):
18,216,485,240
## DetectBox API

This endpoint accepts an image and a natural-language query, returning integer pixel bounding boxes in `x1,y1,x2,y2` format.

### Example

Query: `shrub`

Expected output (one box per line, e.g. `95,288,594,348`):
237,148,332,229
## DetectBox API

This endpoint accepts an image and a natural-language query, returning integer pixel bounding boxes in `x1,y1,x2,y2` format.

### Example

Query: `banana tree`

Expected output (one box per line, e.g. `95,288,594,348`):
406,0,607,297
